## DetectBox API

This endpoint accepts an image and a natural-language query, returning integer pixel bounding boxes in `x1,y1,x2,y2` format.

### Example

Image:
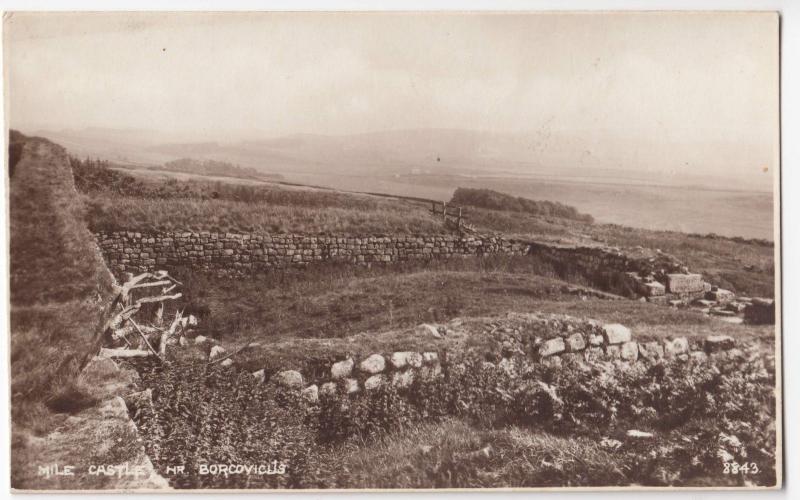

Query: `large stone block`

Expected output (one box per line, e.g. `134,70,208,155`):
602,324,632,345
706,288,735,303
638,281,666,297
301,385,319,403
539,337,566,357
620,341,639,362
390,352,423,369
331,358,354,379
273,370,304,389
565,333,586,352
666,273,704,294
359,354,386,374
664,337,690,358
364,374,386,391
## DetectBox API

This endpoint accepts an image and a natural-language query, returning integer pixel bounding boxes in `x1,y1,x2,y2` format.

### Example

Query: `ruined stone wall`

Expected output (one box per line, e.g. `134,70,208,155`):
94,230,532,276
240,319,739,401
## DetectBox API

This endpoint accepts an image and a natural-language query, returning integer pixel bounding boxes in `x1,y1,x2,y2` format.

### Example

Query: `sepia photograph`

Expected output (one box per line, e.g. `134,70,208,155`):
3,9,782,492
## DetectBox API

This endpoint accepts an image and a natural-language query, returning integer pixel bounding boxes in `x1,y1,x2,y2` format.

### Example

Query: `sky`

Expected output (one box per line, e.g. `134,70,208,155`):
4,12,779,188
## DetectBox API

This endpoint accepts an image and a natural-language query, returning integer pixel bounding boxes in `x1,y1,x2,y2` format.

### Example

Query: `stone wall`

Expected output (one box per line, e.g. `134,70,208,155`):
94,230,702,303
239,319,738,401
95,231,532,276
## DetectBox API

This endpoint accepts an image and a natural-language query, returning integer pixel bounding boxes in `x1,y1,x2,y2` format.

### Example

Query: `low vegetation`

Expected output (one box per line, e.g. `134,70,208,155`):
131,338,776,488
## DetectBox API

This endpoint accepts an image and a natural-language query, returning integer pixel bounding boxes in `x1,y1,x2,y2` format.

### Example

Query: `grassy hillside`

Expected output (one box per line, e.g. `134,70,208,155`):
73,157,443,234
451,203,774,298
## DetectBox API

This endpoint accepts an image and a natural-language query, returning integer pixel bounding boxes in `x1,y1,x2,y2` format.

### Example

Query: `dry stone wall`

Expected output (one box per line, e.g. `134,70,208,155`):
95,231,532,276
94,230,684,281
239,317,739,401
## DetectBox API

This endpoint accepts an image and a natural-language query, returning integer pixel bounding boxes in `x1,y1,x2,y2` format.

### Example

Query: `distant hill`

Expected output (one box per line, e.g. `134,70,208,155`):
28,127,772,192
451,187,594,223
152,158,284,181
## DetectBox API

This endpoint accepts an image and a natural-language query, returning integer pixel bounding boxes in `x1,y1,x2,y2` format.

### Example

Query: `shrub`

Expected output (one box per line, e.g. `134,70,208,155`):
451,187,594,223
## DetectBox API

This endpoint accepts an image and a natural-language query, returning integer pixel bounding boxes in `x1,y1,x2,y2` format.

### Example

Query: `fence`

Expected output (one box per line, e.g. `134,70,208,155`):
430,201,476,233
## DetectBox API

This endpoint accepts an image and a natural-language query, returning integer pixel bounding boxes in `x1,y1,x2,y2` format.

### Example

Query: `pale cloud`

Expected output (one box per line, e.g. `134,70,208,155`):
4,11,778,186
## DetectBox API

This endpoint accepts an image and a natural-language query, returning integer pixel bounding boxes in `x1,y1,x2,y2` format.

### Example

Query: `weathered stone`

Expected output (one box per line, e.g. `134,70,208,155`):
565,333,586,352
194,335,207,344
364,374,386,391
666,273,704,294
602,324,632,345
220,358,234,367
422,352,439,364
320,382,337,397
390,351,423,369
359,354,386,374
639,281,666,297
392,370,415,388
664,337,689,358
209,345,226,360
706,288,735,302
690,351,708,362
273,370,304,389
252,369,266,383
301,385,319,403
416,323,442,338
620,341,639,362
626,429,654,439
539,337,566,357
344,378,360,394
705,335,735,352
331,358,354,379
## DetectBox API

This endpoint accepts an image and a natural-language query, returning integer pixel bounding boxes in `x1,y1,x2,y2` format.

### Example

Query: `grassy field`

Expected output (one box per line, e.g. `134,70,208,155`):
84,194,443,235
165,259,772,378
